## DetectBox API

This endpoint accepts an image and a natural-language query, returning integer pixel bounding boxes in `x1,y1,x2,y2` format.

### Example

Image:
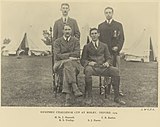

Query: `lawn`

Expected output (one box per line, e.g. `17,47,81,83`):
1,56,158,107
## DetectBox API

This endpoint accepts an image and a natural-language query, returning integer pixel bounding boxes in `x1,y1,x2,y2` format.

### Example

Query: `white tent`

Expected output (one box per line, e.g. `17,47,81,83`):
1,33,50,56
124,29,155,62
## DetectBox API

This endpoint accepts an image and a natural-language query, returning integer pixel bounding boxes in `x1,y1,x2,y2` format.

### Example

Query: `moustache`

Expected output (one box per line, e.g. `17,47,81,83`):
65,32,70,35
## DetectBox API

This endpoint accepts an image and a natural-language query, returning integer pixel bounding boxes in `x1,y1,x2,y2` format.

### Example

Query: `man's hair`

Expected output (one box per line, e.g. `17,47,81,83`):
104,7,114,13
61,3,70,8
63,24,72,30
89,28,99,34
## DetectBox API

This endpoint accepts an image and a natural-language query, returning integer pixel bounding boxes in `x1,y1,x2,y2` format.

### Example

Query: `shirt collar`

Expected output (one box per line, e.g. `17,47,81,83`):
106,18,113,24
63,35,71,42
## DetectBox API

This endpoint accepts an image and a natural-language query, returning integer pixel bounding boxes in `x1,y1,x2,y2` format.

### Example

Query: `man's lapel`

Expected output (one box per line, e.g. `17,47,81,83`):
89,42,97,51
110,19,114,25
96,42,103,52
67,17,71,24
60,18,64,24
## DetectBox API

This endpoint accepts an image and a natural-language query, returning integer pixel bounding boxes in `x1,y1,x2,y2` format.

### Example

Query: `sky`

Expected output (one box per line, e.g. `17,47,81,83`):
0,1,158,56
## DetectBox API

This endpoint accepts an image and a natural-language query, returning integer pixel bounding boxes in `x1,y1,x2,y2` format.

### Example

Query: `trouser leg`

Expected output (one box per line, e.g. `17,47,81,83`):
111,76,120,100
112,75,125,104
85,76,92,98
62,61,77,94
112,55,123,94
84,66,96,98
116,55,120,70
112,54,117,67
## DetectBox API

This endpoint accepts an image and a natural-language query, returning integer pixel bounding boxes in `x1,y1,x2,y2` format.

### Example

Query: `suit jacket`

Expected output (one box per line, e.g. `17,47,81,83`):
98,20,124,55
80,41,112,67
53,17,80,41
54,36,80,61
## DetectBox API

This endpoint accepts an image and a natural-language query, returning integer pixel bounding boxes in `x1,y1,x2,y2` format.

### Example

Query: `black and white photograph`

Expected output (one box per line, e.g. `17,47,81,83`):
1,1,158,108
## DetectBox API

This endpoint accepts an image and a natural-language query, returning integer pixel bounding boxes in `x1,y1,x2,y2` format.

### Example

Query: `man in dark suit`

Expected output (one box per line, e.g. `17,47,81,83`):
81,28,125,105
98,7,125,96
54,24,82,106
53,3,80,41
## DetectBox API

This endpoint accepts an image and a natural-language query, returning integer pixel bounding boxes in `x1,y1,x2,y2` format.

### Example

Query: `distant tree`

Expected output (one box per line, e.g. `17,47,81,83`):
3,38,11,44
41,29,52,45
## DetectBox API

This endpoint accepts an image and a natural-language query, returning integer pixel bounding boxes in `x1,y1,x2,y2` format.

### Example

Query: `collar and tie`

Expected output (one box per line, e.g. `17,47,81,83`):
63,36,71,42
92,40,99,49
106,19,113,24
63,17,68,24
95,42,98,48
66,36,69,42
64,17,67,24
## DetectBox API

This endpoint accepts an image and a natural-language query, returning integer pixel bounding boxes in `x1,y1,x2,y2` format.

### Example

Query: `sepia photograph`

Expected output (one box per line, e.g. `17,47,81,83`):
1,1,158,108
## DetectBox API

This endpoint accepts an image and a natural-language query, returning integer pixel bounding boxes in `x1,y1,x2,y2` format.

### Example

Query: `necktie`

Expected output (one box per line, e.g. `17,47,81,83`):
66,37,69,42
95,42,98,49
64,18,67,24
107,20,111,24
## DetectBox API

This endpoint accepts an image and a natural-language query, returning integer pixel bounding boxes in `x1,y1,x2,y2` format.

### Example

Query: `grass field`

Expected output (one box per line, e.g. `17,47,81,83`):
1,56,158,107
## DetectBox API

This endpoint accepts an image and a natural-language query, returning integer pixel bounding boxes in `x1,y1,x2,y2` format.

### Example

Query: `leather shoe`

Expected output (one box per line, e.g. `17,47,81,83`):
74,90,83,97
114,98,126,105
64,101,72,107
119,92,124,97
65,94,72,106
85,98,93,105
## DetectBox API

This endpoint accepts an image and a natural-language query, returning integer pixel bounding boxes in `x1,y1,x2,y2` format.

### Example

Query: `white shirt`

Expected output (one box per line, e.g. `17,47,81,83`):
106,18,113,24
63,35,71,42
92,40,99,49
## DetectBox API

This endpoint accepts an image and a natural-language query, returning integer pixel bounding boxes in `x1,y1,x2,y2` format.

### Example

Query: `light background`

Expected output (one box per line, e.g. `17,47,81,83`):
0,0,160,127
0,1,158,57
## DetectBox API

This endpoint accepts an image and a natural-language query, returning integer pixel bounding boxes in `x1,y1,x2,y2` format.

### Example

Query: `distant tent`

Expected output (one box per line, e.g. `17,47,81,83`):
1,33,50,56
124,29,155,62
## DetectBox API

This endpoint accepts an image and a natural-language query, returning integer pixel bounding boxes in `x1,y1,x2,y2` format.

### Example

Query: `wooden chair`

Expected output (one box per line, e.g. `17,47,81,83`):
84,76,112,99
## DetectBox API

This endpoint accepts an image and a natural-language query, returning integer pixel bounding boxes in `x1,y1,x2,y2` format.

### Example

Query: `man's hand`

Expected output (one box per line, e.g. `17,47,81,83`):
112,46,118,51
103,62,110,68
88,61,97,66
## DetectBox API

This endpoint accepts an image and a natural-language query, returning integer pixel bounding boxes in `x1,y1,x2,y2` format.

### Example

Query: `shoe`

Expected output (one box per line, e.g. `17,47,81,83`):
74,90,83,97
64,101,72,107
85,98,93,105
114,98,126,105
64,94,72,107
119,92,124,97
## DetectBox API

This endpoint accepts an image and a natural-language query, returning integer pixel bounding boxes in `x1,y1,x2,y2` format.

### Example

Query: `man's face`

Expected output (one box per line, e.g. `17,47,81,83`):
90,30,100,41
63,25,72,37
104,9,113,20
61,5,70,16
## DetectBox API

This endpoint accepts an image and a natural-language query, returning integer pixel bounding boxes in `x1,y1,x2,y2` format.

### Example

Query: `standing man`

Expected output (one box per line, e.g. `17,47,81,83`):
53,3,80,41
54,24,82,106
98,7,125,96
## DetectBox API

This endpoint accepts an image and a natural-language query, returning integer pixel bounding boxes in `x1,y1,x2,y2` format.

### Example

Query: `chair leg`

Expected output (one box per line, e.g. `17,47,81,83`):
54,84,57,98
99,76,102,95
52,73,57,97
107,83,111,95
84,85,87,98
105,85,107,99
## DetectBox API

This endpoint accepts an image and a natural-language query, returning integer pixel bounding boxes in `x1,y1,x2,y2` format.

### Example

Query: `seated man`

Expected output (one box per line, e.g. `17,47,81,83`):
80,28,125,105
54,24,83,106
